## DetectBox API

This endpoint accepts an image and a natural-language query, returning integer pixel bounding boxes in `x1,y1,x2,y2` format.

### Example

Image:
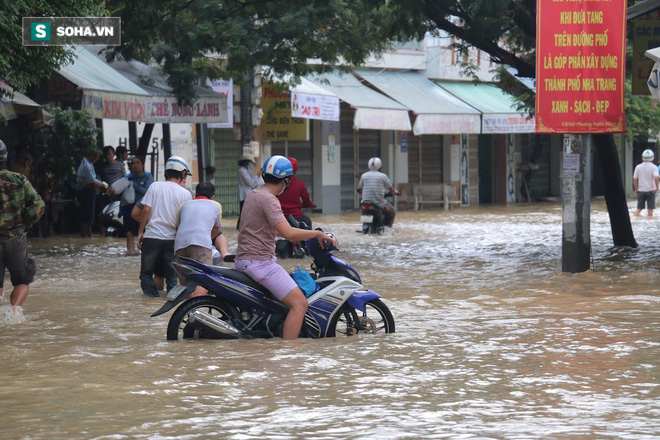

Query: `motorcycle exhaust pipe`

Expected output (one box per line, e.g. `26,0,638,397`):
188,310,241,338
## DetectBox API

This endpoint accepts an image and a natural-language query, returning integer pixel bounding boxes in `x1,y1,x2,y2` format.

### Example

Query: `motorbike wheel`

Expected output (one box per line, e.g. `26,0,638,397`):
166,296,234,340
362,223,371,234
326,299,395,337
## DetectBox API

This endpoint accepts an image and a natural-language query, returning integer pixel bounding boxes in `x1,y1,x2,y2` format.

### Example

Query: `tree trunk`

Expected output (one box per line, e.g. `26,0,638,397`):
593,133,637,248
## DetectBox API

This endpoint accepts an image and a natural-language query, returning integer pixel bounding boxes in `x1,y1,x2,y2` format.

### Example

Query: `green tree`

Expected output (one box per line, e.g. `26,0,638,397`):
625,78,660,144
106,0,426,103
381,0,636,248
0,0,105,98
39,107,100,198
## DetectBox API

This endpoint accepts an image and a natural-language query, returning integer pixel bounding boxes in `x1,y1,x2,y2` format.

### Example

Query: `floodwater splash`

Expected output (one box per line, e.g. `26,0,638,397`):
0,303,26,324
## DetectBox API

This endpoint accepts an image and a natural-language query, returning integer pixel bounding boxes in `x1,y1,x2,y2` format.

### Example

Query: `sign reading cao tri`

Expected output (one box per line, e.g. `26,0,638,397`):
22,17,121,46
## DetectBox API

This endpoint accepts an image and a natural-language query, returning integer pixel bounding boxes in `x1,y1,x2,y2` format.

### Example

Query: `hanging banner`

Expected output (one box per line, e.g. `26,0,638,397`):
81,90,228,124
536,0,626,133
291,91,339,121
207,78,234,128
262,84,308,140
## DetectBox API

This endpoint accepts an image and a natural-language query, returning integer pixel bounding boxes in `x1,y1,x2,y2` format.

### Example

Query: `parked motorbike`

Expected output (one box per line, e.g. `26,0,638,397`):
276,215,310,259
152,228,396,340
99,200,125,237
360,193,394,235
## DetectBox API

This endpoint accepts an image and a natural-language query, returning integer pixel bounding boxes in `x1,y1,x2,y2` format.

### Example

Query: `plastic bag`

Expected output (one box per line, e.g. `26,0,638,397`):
290,266,318,297
120,183,136,206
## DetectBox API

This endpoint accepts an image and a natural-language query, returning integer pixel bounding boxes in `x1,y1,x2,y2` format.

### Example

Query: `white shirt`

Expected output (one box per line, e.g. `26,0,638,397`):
141,181,192,240
633,161,659,192
174,198,222,251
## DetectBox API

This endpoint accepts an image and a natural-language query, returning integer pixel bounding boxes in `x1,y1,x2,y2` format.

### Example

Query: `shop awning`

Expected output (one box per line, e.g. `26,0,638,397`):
307,70,411,131
354,69,481,135
57,47,229,124
435,81,535,134
0,82,54,129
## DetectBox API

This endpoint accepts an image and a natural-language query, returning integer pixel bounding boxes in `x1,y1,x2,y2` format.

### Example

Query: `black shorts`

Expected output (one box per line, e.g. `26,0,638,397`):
637,191,656,210
0,234,37,287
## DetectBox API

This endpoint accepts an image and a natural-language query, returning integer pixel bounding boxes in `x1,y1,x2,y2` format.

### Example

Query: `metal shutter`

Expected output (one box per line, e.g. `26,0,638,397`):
407,133,443,184
270,140,313,193
209,128,241,216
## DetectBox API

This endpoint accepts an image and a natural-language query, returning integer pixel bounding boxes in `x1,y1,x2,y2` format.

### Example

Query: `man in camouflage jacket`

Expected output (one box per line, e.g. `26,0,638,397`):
0,140,45,309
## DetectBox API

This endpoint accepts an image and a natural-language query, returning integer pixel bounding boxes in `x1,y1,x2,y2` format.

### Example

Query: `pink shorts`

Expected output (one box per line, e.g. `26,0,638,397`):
234,256,298,300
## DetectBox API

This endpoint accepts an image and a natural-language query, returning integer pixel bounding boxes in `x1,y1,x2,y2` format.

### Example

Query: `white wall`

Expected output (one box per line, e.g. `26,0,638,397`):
102,120,196,181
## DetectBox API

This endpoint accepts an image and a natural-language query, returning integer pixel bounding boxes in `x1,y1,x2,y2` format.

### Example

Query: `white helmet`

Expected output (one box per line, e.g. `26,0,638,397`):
642,149,655,162
368,157,382,170
165,156,192,175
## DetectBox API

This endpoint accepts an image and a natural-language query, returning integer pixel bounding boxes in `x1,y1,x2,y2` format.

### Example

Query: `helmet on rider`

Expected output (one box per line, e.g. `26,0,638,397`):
262,155,294,178
0,140,7,162
287,157,298,173
165,156,192,175
642,149,655,162
368,157,382,170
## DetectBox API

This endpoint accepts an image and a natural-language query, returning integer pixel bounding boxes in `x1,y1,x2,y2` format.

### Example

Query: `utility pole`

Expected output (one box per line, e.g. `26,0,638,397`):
240,70,254,150
562,134,591,273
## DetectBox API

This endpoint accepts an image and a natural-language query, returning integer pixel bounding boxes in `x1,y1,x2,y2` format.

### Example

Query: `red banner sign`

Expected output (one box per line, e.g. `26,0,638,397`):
536,0,626,133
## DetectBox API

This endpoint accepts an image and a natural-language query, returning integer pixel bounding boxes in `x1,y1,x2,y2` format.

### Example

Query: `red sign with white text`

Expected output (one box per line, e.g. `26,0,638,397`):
536,0,626,133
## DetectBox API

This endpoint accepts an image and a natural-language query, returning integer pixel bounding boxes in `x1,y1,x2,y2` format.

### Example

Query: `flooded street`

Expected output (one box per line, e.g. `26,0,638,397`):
1,200,659,439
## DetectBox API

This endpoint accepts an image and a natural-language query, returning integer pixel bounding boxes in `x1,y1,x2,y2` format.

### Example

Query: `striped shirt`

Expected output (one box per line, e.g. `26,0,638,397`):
0,169,45,243
358,170,392,206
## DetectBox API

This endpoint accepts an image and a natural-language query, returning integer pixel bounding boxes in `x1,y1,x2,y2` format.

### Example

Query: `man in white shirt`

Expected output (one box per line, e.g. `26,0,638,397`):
174,181,223,297
633,149,659,217
137,156,193,297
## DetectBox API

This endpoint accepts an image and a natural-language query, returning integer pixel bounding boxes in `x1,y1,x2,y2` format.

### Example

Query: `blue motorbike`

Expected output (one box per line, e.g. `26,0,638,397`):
152,229,395,340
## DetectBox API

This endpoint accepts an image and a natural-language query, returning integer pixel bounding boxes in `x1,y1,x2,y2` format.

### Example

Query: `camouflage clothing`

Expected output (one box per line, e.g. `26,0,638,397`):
0,169,45,244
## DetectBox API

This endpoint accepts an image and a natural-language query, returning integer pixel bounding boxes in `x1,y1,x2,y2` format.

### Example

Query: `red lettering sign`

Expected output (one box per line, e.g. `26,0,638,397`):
536,0,626,133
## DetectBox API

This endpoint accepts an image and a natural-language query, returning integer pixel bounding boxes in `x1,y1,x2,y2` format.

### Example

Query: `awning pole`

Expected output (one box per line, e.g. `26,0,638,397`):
354,129,359,210
129,122,138,153
162,124,171,160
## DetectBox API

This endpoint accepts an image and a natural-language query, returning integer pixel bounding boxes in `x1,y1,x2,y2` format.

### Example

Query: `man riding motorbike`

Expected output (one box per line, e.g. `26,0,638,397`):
357,157,399,228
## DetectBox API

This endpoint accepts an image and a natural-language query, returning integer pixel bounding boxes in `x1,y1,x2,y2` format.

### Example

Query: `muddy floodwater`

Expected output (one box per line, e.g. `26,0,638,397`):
1,200,659,439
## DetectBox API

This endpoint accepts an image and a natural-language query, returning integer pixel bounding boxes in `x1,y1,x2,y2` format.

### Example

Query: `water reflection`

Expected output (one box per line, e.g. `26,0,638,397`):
1,200,659,439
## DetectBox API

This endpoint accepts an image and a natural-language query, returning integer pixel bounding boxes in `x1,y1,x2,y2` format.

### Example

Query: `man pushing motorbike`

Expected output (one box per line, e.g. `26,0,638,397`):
234,155,339,340
358,157,399,228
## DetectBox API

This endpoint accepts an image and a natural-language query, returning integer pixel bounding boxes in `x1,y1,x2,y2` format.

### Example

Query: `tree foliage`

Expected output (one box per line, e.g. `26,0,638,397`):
0,0,105,98
625,78,660,144
40,106,100,197
107,0,427,103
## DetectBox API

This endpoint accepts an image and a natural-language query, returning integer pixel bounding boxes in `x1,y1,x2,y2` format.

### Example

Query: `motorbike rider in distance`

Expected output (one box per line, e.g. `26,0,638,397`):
234,155,339,340
358,157,400,228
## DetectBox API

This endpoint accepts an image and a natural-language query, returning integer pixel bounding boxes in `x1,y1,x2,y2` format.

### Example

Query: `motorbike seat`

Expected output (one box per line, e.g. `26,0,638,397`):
211,266,271,294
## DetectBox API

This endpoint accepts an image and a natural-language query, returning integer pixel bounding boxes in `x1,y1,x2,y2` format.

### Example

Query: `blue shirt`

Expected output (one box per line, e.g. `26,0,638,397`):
76,157,101,191
128,171,154,202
